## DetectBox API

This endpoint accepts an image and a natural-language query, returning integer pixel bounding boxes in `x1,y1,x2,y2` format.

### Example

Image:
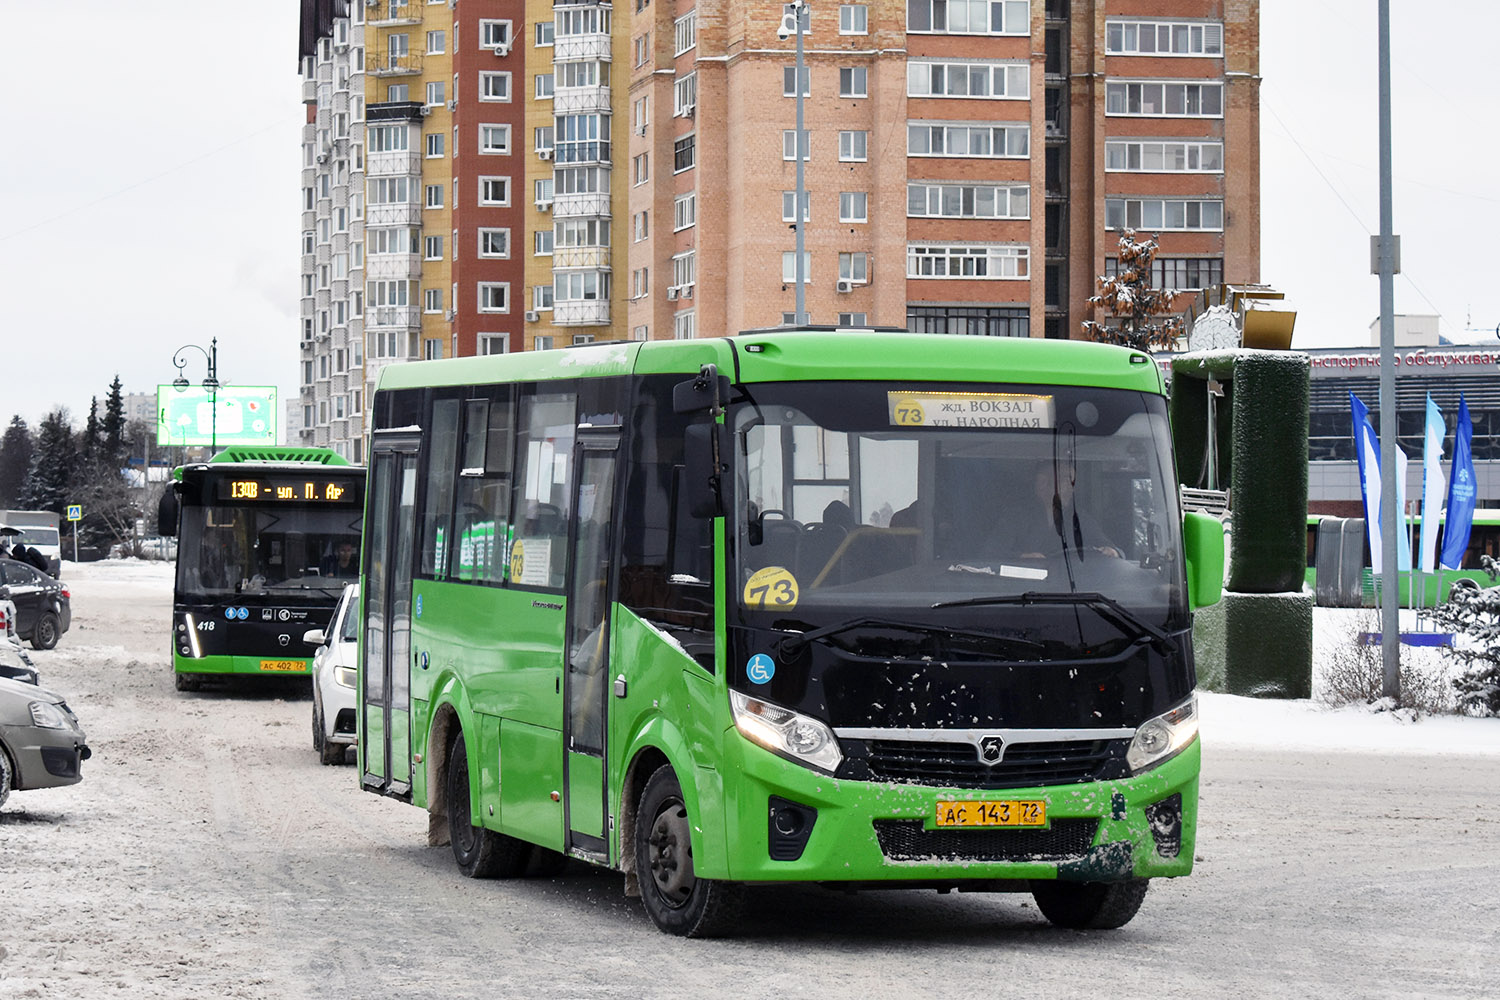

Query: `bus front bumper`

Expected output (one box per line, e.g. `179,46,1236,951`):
713,735,1199,884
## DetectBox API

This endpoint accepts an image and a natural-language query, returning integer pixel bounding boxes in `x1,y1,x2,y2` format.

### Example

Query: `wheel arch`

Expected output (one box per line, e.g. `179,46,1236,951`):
616,716,721,892
422,671,472,848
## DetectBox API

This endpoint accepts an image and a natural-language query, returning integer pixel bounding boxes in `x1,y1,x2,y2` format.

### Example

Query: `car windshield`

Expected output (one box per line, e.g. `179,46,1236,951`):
731,379,1186,628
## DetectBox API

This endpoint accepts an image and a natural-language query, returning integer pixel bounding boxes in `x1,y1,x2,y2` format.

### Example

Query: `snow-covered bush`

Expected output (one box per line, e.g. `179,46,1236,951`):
1318,609,1452,716
1424,561,1500,717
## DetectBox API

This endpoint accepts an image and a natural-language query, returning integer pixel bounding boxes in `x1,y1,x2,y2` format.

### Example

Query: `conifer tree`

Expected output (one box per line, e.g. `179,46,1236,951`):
81,397,102,463
0,416,32,508
1081,229,1185,352
103,375,127,467
17,409,78,517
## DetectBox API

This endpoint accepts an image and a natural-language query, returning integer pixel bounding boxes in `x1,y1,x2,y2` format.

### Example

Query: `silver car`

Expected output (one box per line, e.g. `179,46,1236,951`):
304,583,358,766
0,662,90,808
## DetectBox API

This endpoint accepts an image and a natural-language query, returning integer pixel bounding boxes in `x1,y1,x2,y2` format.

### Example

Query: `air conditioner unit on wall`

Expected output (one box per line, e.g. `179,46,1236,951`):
682,103,695,118
666,286,679,300
525,310,540,322
444,309,456,320
836,279,853,293
447,99,457,110
681,283,693,299
534,198,552,211
635,124,647,137
494,42,510,57
538,148,552,160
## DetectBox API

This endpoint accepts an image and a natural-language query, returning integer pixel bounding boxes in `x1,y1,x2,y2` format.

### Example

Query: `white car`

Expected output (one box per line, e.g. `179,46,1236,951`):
304,583,358,766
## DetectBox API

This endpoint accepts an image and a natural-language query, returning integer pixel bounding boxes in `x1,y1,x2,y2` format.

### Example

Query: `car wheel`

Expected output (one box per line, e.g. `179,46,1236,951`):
174,672,202,693
1031,879,1150,930
635,765,742,937
30,612,59,651
319,713,346,766
0,746,13,809
312,703,325,753
446,730,529,878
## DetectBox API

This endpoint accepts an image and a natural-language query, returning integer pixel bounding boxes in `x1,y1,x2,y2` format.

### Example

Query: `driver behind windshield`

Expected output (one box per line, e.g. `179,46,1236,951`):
1010,463,1122,560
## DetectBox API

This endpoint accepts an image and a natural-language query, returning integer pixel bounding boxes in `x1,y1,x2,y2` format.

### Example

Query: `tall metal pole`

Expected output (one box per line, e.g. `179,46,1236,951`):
1376,0,1400,698
793,2,807,325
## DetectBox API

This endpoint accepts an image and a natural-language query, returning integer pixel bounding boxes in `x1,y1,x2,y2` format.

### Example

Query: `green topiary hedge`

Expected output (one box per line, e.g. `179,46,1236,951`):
1220,591,1314,698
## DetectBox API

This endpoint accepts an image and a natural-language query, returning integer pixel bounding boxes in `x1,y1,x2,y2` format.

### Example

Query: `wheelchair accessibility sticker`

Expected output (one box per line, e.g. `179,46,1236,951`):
746,653,776,684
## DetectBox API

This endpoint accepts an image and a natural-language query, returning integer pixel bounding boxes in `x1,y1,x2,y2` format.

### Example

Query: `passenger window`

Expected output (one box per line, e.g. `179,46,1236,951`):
453,390,514,584
420,398,461,578
510,390,576,588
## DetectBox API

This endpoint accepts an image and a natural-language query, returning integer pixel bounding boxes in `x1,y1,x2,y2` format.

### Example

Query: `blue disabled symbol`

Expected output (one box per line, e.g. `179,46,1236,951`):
236,607,249,620
746,653,775,684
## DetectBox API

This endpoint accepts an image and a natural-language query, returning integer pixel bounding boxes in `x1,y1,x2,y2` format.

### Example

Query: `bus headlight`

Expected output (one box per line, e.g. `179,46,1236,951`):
1127,696,1198,773
333,665,358,689
730,690,842,774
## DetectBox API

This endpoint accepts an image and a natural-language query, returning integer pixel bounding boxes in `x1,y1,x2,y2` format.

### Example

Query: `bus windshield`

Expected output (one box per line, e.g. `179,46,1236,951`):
731,380,1186,630
176,504,363,598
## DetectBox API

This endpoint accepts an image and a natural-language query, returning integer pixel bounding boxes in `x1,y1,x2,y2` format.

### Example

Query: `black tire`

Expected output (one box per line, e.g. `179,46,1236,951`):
446,730,529,878
174,671,202,692
1031,879,1150,930
634,765,742,937
30,612,59,651
0,746,13,809
317,707,346,765
312,704,325,753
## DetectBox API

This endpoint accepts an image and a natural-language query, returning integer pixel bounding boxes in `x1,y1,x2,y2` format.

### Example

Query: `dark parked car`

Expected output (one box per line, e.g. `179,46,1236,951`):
0,560,71,650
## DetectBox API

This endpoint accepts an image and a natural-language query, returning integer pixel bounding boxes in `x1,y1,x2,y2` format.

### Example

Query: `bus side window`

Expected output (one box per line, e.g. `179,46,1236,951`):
421,398,462,579
453,389,514,584
511,389,577,589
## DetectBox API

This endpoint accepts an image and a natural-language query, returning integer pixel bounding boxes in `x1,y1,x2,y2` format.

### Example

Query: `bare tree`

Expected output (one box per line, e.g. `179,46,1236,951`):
1081,229,1184,352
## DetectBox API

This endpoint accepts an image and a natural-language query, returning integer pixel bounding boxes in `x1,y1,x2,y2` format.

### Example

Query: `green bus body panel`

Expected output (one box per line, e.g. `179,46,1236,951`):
567,752,605,838
172,652,311,676
500,719,565,849
364,703,387,779
372,333,1163,395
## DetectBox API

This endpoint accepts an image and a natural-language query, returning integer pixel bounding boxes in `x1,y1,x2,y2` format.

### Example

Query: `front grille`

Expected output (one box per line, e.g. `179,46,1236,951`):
874,818,1099,863
860,738,1123,789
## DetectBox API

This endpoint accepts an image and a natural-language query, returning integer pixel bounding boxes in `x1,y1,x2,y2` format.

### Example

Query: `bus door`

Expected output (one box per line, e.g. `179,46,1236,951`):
361,431,420,799
563,430,621,856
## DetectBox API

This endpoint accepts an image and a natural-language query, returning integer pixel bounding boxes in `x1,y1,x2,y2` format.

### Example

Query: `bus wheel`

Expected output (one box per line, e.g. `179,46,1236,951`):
1031,879,1150,930
174,672,202,693
445,730,529,879
634,765,742,937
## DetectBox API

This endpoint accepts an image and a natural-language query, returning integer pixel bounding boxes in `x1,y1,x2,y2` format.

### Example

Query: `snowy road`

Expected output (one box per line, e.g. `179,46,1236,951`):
2,561,1498,999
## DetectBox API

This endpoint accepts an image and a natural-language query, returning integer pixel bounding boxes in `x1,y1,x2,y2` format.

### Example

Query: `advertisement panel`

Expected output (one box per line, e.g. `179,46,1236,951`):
155,384,278,447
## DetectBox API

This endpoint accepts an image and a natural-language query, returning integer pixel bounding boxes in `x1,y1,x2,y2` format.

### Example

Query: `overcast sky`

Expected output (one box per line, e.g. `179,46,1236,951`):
1,0,1495,433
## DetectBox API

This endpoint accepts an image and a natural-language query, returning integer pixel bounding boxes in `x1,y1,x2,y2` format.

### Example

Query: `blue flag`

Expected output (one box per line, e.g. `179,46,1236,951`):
1440,394,1476,570
1350,392,1384,569
1419,395,1447,573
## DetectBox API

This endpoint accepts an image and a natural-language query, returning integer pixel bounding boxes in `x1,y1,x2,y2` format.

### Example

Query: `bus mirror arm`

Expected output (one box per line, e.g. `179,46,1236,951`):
683,423,727,519
672,365,732,415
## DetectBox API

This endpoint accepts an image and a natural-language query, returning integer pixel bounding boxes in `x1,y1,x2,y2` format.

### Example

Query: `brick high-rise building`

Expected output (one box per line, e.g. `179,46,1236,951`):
299,0,1259,452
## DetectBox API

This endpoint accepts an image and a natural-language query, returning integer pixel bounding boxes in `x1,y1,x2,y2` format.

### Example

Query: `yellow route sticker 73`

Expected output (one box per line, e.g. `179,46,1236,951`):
743,567,799,609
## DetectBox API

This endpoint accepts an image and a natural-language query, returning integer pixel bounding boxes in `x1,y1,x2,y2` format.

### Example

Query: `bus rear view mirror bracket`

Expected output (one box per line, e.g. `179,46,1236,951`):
683,422,727,519
672,366,731,415
157,487,180,538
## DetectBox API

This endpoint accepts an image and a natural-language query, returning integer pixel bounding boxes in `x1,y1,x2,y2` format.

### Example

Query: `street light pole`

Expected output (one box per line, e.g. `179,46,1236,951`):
1376,0,1400,699
173,336,221,454
794,2,806,326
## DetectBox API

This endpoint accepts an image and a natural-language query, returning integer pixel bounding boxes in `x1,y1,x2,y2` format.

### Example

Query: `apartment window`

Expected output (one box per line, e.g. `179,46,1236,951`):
839,191,868,222
634,34,651,67
781,252,813,282
478,283,510,312
425,81,446,107
674,73,697,116
908,305,1029,336
479,20,512,50
908,60,1030,99
369,177,412,205
782,130,810,160
368,279,411,306
839,130,868,161
673,311,696,340
556,113,608,162
783,66,811,97
556,218,611,249
1105,80,1224,118
672,250,695,289
480,72,512,101
479,229,511,257
426,30,446,54
424,339,443,360
479,176,510,205
673,134,695,172
906,243,1030,278
424,288,443,312
425,184,445,209
479,334,510,355
781,191,811,222
908,122,1029,157
424,235,444,260
1104,139,1224,173
302,230,315,254
555,5,611,35
674,10,697,55
535,336,555,350
1106,256,1223,291
907,183,1030,219
536,74,554,98
632,267,651,298
632,325,649,341
536,21,554,46
839,252,869,283
535,177,554,202
1105,198,1224,232
534,285,554,309
674,192,696,231
840,4,869,33
557,61,602,88
839,67,868,98
368,124,409,152
426,133,446,158
633,95,650,131
480,125,511,153
369,228,417,255
1106,20,1223,56
633,211,649,241
633,153,650,184
535,229,555,255
838,312,869,326
554,271,610,301
387,84,409,102
907,0,1031,35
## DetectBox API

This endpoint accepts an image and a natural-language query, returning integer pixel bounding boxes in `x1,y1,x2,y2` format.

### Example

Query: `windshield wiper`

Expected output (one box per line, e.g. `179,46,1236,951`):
930,591,1178,654
775,616,1044,659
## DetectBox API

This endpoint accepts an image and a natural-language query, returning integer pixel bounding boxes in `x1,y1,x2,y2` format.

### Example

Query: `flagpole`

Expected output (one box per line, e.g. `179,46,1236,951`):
1376,0,1400,699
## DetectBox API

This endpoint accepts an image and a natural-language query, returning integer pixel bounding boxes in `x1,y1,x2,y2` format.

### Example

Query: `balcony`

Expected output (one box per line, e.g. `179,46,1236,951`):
553,246,610,270
367,150,422,176
367,1,422,25
553,85,612,115
365,254,423,280
554,191,611,218
369,52,423,77
366,203,421,227
554,32,612,63
367,305,422,330
553,299,611,326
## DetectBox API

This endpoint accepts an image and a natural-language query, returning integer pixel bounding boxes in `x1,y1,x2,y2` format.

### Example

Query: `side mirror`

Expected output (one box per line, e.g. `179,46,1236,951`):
1182,511,1225,611
672,365,731,415
302,628,327,647
682,423,727,519
157,488,180,538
